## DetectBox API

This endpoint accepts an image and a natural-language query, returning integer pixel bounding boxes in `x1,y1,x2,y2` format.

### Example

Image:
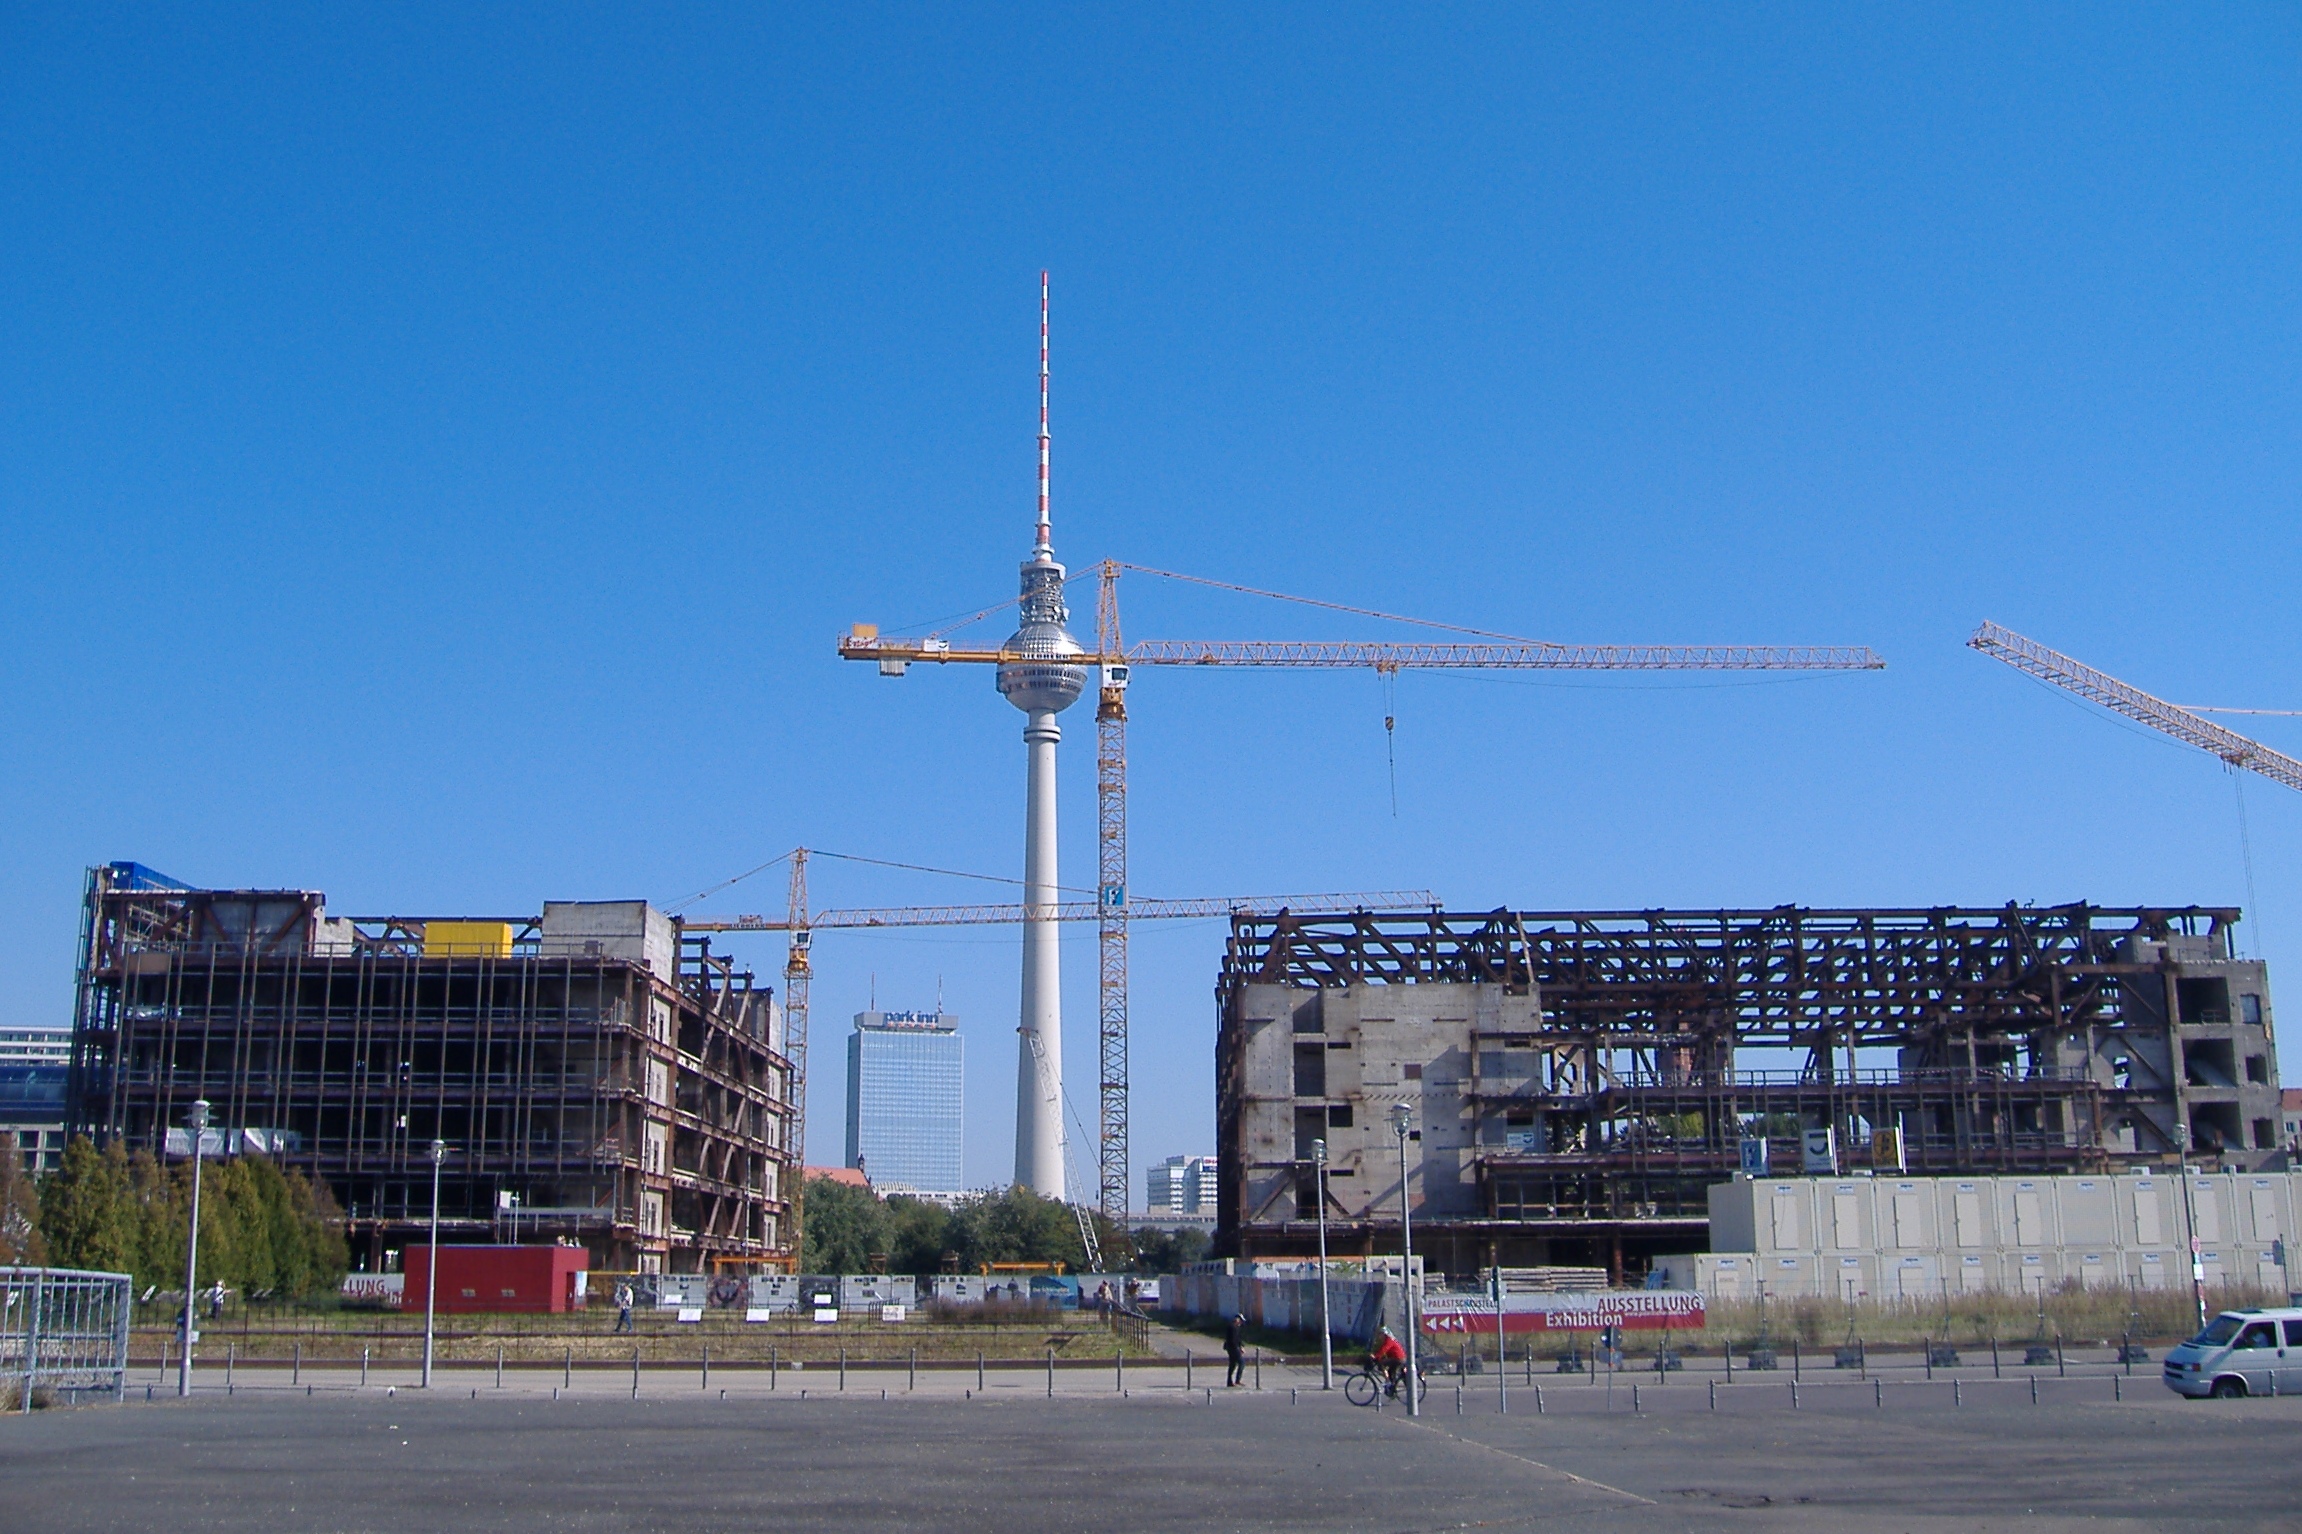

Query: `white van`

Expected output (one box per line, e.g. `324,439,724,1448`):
2162,1308,2302,1398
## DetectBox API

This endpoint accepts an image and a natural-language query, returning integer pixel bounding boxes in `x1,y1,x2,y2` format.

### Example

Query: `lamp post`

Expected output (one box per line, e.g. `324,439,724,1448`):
177,1099,210,1398
1389,1102,1419,1417
2174,1121,2206,1331
422,1138,445,1389
1312,1137,1333,1391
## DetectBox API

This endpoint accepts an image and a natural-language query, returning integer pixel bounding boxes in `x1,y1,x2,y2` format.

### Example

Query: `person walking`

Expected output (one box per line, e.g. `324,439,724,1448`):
1224,1313,1247,1388
614,1281,634,1334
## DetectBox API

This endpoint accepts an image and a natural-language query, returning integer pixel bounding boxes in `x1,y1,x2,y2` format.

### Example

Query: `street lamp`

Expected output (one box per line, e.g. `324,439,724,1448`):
2174,1121,2206,1331
1389,1101,1419,1417
177,1098,210,1398
422,1138,445,1389
1312,1137,1333,1391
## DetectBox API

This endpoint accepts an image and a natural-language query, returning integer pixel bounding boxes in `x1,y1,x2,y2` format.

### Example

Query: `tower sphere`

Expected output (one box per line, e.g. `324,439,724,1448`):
997,551,1087,714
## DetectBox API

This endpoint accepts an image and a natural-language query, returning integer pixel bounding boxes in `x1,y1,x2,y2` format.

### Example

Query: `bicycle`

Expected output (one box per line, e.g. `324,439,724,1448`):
1343,1364,1429,1408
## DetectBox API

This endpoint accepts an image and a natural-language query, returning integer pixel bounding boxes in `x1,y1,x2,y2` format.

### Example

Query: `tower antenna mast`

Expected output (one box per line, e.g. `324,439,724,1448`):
1037,271,1051,552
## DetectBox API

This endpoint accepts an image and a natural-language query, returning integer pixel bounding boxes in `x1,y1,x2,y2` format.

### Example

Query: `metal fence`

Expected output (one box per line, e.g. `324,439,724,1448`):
1,1267,133,1410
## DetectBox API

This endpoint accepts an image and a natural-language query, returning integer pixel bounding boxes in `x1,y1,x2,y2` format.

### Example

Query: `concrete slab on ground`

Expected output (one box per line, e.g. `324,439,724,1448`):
6,1377,2297,1531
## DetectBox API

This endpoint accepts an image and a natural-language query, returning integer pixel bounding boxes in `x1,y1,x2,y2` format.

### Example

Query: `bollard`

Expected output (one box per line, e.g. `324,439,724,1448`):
1954,1379,1962,1407
633,1347,641,1399
2114,1375,2122,1402
1925,1337,1934,1381
2030,1375,2038,1405
1455,1385,1463,1415
1255,1349,1262,1390
910,1347,917,1393
701,1346,709,1393
2056,1337,2066,1378
565,1347,573,1390
1186,1351,1193,1391
1525,1348,1533,1387
1791,1381,1799,1411
293,1343,301,1386
498,1346,505,1390
362,1347,369,1388
839,1349,847,1392
1632,1383,1640,1414
1535,1382,1545,1414
162,1335,171,1383
1725,1342,1733,1383
978,1351,986,1393
1991,1337,2001,1378
771,1346,778,1390
1874,1379,1882,1409
227,1345,235,1395
1115,1352,1123,1393
1792,1340,1800,1380
1047,1347,1055,1399
1709,1378,1717,1411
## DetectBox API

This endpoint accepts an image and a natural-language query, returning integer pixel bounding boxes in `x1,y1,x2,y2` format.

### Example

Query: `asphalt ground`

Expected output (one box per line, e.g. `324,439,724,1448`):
7,1369,2301,1532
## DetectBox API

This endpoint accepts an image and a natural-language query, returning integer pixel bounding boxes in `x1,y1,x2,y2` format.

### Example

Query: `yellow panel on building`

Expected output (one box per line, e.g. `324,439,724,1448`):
421,920,514,958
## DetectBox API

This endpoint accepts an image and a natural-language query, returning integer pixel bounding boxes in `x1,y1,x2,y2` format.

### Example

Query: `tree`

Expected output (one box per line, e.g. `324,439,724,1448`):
948,1186,1086,1272
1128,1225,1209,1274
884,1195,958,1274
0,1134,47,1265
800,1175,889,1273
125,1150,185,1294
280,1165,349,1297
37,1137,136,1273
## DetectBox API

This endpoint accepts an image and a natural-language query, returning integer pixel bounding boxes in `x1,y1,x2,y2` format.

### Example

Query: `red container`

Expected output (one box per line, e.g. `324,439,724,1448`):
401,1245,588,1314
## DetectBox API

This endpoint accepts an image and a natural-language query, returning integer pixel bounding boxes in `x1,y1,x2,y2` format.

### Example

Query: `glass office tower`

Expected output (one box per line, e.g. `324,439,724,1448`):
844,1010,964,1194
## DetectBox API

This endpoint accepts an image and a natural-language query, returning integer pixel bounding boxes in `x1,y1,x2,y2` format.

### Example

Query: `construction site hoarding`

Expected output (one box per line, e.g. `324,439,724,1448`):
1422,1290,1707,1335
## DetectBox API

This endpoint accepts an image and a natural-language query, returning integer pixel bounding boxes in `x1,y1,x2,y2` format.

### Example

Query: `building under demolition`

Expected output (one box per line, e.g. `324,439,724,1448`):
68,864,798,1273
1217,905,2282,1280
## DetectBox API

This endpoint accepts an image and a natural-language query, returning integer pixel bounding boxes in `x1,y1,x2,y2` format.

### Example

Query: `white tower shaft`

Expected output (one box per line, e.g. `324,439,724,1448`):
996,272,1086,1197
1014,708,1066,1192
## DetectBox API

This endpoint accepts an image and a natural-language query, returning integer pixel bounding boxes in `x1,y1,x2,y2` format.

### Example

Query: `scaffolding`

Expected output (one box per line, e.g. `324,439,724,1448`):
69,866,798,1273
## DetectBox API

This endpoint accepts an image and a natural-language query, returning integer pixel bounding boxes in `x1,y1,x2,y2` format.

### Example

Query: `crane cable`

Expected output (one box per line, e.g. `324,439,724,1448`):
2229,763,2264,959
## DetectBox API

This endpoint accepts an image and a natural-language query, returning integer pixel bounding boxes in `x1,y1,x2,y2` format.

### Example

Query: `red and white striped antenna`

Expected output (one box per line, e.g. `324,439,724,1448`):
1036,270,1052,554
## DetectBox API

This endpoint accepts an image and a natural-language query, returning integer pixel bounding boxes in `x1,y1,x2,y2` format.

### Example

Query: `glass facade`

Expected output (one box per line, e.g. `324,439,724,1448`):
845,1010,964,1194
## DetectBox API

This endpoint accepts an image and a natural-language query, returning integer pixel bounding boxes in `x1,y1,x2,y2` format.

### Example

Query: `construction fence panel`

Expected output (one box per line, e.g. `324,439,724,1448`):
1,1267,132,1408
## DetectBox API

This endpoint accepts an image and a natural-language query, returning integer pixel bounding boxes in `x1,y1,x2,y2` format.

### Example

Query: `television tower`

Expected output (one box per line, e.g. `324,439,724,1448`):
994,272,1086,1195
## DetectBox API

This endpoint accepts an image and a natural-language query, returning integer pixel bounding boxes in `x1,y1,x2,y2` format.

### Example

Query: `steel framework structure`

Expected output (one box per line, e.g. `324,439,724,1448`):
1218,903,2251,1261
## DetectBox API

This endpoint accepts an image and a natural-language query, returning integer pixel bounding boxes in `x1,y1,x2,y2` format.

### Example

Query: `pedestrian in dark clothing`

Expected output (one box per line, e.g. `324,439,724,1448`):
1224,1313,1247,1387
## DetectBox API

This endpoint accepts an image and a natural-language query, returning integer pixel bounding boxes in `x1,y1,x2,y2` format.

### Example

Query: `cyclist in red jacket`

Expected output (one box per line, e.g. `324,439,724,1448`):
1369,1327,1408,1391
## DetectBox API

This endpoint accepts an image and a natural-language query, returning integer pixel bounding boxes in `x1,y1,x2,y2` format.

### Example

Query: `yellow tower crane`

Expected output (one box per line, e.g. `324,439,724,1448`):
840,561,1886,1232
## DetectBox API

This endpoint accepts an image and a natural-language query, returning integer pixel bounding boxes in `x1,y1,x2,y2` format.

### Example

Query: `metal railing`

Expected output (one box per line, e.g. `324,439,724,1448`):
1,1267,132,1409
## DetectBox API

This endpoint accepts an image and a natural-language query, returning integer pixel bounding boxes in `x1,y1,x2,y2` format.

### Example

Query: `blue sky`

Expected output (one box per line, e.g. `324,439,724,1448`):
3,7,2297,1190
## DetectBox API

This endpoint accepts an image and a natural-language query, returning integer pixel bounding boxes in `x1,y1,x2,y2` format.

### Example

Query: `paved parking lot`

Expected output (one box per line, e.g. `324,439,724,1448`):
6,1372,2298,1531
